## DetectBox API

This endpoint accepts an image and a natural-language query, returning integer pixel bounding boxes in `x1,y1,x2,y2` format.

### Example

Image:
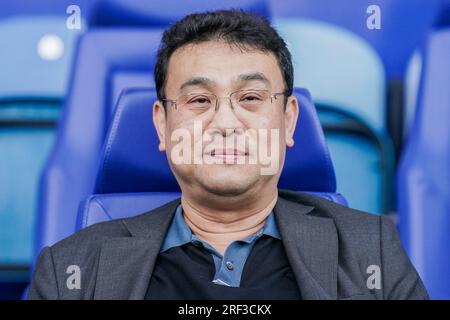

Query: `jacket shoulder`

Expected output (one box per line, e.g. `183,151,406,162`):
279,189,386,250
49,218,130,255
279,189,382,224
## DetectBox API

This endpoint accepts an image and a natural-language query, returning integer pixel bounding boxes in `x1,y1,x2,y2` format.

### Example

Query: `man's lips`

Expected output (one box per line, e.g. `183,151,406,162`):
208,148,248,157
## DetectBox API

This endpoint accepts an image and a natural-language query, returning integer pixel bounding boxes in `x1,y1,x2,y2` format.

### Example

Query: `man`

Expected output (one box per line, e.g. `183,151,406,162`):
29,10,428,300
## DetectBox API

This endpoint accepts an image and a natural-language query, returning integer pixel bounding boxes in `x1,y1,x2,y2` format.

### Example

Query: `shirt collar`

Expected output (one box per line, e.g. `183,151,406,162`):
160,204,281,253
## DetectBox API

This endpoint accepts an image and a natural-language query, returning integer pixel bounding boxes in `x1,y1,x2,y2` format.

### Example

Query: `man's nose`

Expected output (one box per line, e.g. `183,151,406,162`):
209,97,245,135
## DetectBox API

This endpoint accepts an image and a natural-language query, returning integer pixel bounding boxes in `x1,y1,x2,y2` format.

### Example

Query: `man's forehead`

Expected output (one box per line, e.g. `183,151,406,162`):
179,72,271,91
166,40,281,89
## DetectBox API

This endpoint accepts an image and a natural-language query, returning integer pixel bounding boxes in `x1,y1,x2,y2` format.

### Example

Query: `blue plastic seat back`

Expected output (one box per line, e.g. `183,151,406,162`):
0,125,56,264
1,1,94,19
0,16,81,266
35,29,162,255
0,16,81,97
89,0,270,27
274,19,386,131
397,28,450,299
271,0,442,79
274,19,393,214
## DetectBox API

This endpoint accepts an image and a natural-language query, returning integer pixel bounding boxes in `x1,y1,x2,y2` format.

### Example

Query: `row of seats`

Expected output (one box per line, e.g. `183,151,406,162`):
397,29,450,299
276,18,394,214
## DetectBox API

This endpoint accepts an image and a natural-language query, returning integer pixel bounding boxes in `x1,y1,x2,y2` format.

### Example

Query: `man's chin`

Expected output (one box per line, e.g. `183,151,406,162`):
196,170,260,197
200,182,253,197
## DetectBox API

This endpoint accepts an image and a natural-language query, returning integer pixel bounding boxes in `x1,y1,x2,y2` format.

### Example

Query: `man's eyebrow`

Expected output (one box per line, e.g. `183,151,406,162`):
237,72,271,85
180,77,214,90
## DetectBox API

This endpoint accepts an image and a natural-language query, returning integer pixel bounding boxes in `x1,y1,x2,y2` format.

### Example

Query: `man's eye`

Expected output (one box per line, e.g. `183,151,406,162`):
241,95,262,102
188,97,211,104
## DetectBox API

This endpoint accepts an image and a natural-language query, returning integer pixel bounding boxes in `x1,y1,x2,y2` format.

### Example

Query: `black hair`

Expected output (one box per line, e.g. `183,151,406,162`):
154,9,293,101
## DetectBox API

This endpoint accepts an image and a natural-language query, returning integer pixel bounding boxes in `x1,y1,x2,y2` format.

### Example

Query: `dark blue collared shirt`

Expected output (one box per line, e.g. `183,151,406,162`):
160,205,281,287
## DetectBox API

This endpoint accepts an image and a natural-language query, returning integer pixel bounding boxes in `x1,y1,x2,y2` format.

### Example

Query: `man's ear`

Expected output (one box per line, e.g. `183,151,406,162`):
153,100,167,152
284,95,299,148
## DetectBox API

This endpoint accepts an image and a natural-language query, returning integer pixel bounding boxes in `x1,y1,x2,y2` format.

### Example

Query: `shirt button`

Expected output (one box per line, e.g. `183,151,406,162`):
193,241,202,247
226,261,234,270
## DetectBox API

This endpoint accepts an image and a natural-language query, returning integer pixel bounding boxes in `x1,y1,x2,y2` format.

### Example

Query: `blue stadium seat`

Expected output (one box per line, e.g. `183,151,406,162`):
397,28,450,299
35,30,162,257
271,0,443,178
0,3,89,300
405,0,450,139
0,16,81,97
275,19,394,214
434,0,450,27
77,87,347,230
0,123,56,264
0,16,81,266
271,0,442,80
89,0,270,27
275,19,386,131
1,1,94,20
1,0,270,29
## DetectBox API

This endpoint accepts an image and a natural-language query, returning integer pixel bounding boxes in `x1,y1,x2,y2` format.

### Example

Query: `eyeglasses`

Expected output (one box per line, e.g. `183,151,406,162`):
161,89,286,115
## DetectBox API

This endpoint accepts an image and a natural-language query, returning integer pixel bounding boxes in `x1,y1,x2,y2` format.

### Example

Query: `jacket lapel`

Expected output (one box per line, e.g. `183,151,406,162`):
94,199,180,299
274,196,339,300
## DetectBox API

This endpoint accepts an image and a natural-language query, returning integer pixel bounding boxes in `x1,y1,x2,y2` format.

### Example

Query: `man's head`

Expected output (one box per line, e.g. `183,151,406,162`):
152,9,299,201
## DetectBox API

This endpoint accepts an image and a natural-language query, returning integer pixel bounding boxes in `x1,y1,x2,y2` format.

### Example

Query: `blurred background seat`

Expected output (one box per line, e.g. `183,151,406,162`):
89,0,270,27
275,19,394,214
397,28,450,299
35,29,162,259
271,0,442,80
404,0,450,138
77,87,347,230
271,0,443,156
0,16,81,259
0,8,83,299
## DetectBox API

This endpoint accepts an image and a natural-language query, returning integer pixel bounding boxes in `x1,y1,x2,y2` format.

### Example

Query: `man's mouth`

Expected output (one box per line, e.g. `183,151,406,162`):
207,148,249,162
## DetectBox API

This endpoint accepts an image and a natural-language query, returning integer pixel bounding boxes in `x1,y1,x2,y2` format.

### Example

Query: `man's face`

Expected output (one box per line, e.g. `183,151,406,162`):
153,40,298,197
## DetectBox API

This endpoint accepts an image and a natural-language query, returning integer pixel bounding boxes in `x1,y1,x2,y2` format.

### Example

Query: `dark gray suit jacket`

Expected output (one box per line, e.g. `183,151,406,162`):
28,189,429,300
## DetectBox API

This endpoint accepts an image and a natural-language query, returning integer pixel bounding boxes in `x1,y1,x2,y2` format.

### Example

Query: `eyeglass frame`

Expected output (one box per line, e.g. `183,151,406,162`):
161,88,287,111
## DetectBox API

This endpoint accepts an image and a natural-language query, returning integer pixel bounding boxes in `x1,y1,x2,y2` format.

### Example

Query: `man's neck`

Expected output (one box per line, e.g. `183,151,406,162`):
180,191,278,256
